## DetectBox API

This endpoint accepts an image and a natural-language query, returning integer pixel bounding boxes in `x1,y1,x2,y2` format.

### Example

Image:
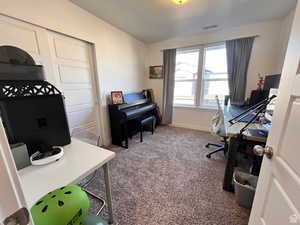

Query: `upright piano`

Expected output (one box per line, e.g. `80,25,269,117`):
108,92,156,148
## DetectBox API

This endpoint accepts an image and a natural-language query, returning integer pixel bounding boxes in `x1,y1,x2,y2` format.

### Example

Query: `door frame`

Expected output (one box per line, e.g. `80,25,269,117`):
0,119,33,225
87,43,106,146
46,29,105,145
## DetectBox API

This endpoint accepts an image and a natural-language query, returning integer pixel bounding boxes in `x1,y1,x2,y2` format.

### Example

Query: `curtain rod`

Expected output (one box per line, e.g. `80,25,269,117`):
160,35,259,52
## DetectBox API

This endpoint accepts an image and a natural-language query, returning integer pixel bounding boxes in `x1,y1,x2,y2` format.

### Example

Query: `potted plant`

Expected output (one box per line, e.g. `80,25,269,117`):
257,73,265,90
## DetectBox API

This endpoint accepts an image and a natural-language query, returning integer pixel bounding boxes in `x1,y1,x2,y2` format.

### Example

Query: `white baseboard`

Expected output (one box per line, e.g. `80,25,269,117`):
171,123,210,132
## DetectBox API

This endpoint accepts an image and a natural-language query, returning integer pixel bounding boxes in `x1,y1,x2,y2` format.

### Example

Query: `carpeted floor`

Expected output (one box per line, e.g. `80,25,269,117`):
80,126,250,225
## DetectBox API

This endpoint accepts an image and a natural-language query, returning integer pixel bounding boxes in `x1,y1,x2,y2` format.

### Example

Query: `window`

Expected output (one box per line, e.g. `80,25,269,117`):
173,44,229,108
201,45,229,107
174,50,199,105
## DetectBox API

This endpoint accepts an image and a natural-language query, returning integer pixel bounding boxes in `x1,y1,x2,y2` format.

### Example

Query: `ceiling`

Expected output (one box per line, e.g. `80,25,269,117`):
70,0,296,43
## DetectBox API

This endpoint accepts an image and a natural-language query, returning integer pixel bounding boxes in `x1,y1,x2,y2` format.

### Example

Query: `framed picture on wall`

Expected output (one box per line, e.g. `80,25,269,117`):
111,91,125,104
149,65,164,79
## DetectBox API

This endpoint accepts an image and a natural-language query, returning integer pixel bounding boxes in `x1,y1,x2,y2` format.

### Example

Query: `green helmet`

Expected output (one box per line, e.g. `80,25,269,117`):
31,185,89,225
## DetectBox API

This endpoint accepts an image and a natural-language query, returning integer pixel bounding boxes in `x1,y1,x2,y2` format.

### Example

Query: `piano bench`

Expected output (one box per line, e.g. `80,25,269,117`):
135,115,155,142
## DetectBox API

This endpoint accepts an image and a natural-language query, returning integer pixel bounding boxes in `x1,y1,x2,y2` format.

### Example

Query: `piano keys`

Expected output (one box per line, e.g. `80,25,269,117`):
109,92,156,148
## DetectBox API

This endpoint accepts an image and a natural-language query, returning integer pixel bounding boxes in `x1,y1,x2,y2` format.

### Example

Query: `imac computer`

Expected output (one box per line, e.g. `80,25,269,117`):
0,94,71,156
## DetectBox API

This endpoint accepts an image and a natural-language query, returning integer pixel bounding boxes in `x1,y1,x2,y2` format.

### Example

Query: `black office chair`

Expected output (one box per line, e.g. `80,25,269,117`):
206,96,229,158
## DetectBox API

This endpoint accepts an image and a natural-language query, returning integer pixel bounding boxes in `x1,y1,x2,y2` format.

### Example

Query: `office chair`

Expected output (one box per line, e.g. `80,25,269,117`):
206,96,228,158
72,129,106,216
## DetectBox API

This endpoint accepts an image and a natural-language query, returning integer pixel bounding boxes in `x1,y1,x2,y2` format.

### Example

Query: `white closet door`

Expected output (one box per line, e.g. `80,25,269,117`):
46,31,100,135
0,15,101,137
0,15,55,82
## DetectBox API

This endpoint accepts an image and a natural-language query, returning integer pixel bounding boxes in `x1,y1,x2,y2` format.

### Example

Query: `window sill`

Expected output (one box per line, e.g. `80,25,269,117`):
173,105,217,111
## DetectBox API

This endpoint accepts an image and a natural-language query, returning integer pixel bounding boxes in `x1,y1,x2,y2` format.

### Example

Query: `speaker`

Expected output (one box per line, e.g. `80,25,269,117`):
10,143,31,170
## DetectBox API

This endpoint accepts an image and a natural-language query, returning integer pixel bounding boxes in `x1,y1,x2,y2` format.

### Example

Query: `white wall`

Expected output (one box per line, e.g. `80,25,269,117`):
145,14,294,131
0,0,146,145
277,10,295,70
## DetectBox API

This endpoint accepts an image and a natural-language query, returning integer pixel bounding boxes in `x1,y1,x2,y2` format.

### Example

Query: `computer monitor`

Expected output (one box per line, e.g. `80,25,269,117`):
0,94,71,155
263,74,281,91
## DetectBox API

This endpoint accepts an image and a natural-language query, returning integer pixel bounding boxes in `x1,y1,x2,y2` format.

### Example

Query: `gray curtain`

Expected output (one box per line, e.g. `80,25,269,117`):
226,37,255,105
162,49,177,125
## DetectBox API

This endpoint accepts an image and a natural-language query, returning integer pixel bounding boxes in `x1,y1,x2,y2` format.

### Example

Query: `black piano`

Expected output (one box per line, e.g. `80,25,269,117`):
109,92,156,148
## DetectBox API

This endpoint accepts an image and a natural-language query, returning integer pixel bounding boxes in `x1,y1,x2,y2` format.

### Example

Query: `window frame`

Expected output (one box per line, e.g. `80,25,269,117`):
199,43,228,108
173,42,228,109
173,47,203,107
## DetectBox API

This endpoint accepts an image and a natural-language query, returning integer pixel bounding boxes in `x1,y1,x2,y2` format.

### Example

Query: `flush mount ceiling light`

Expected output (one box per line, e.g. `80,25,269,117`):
171,0,189,5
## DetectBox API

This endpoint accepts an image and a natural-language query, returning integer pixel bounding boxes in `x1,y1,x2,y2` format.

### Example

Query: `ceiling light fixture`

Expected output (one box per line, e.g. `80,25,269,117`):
171,0,189,5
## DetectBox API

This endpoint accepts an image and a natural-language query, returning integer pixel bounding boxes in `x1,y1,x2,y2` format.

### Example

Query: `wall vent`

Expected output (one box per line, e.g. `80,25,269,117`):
203,25,218,30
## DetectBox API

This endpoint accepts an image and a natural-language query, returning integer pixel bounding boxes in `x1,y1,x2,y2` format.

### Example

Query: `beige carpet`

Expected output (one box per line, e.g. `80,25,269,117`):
81,126,250,225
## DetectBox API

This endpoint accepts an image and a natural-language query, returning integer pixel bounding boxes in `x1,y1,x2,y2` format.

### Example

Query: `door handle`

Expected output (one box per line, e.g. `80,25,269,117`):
253,145,274,159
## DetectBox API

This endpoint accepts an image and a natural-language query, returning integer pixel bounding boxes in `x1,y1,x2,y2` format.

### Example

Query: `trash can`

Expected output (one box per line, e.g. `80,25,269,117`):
233,171,258,209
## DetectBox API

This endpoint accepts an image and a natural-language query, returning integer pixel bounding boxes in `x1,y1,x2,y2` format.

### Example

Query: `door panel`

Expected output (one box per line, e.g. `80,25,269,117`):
58,65,91,83
67,109,97,129
278,98,300,173
47,32,99,135
53,37,89,62
262,179,300,225
0,19,39,55
64,89,94,106
273,158,300,211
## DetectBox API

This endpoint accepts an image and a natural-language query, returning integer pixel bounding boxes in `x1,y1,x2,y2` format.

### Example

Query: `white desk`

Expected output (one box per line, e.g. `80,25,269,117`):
18,138,116,223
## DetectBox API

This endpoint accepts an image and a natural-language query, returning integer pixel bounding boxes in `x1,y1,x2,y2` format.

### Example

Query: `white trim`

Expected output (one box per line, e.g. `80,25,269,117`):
199,45,206,107
0,119,33,224
177,45,202,52
170,123,210,132
173,105,217,111
196,46,204,107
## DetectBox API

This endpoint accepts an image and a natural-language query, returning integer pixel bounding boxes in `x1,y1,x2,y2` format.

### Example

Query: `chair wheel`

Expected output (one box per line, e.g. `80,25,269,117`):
205,144,210,148
206,154,211,158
